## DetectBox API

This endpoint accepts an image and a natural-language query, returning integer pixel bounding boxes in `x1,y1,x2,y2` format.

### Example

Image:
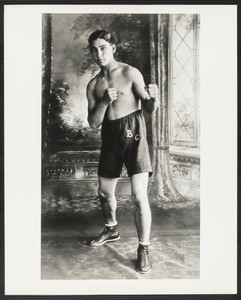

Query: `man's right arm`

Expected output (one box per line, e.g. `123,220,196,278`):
86,79,117,129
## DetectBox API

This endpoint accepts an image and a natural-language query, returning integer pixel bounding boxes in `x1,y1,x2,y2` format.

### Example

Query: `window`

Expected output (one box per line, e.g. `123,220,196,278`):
169,14,200,147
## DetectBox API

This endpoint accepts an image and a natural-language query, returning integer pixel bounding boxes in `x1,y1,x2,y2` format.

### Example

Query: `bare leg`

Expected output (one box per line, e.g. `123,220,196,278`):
131,173,152,273
98,176,119,225
130,173,151,244
89,177,120,246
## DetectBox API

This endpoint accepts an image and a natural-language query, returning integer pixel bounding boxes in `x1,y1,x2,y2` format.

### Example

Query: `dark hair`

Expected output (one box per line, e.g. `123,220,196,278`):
88,30,116,46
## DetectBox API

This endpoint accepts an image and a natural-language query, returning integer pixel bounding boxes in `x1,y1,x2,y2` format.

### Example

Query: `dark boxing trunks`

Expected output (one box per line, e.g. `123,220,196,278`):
98,110,153,178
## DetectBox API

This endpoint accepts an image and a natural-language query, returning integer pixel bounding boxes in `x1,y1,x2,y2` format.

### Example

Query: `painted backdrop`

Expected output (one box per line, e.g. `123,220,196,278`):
46,14,151,153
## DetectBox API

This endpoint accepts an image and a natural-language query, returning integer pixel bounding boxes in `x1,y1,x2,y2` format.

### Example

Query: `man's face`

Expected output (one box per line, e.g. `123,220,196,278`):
90,38,116,67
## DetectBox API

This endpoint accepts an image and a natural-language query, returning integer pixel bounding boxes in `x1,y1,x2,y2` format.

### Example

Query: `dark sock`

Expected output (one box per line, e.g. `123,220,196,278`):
106,225,117,231
138,244,149,251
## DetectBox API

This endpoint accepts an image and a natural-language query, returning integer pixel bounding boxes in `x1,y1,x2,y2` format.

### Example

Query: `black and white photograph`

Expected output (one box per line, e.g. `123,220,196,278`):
4,4,237,295
41,12,200,280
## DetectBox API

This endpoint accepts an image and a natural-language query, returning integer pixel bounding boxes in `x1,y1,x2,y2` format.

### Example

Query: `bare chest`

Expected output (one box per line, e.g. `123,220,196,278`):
95,72,133,101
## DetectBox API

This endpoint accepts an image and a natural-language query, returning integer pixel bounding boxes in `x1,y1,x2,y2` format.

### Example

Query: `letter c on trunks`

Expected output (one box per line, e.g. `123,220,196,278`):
135,134,140,141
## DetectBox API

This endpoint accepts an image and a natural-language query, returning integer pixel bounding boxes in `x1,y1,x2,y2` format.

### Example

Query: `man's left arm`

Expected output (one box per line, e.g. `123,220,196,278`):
143,84,160,113
128,67,160,113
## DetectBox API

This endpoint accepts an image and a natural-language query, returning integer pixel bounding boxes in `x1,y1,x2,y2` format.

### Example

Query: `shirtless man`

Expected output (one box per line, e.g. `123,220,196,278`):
86,30,160,274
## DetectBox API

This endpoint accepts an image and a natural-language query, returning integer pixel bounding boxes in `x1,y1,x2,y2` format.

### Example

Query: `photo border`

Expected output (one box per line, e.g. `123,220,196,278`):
1,0,239,298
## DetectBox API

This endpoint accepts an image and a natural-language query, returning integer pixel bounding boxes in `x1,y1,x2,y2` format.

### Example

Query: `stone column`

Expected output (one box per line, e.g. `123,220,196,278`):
148,14,186,204
42,14,52,158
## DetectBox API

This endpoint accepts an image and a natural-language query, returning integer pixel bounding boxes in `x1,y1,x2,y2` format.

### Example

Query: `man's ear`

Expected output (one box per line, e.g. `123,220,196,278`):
112,44,116,53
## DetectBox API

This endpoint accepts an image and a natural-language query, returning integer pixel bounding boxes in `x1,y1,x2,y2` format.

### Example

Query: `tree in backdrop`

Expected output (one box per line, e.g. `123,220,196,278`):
47,79,85,153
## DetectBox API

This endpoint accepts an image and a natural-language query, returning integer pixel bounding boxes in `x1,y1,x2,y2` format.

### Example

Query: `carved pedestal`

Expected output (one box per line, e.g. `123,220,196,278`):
42,151,131,198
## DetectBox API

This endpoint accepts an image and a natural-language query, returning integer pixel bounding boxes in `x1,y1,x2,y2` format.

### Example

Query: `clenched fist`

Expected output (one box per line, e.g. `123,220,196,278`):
103,87,118,105
146,84,159,99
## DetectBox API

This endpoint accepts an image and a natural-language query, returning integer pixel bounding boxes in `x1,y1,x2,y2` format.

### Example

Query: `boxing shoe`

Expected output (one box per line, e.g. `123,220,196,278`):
136,244,152,274
88,225,120,246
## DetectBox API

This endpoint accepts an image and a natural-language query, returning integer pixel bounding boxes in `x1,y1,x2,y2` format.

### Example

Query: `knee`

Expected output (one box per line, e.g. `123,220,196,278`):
98,188,113,201
132,190,148,202
132,190,148,209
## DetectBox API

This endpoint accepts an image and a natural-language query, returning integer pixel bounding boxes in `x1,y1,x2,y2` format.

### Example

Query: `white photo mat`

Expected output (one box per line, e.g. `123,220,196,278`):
4,4,237,295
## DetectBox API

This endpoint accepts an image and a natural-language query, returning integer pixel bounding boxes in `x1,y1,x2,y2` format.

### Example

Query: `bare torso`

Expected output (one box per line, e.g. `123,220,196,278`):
94,63,140,120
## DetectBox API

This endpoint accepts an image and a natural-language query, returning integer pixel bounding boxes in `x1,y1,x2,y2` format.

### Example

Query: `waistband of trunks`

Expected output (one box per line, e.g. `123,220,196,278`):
104,109,143,124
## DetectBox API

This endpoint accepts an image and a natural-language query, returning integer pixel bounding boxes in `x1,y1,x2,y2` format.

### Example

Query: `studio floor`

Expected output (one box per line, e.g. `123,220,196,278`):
41,195,200,280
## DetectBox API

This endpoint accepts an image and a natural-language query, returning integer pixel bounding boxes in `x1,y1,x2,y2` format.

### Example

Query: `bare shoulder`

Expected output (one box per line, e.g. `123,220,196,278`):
122,65,142,80
87,75,98,91
86,74,101,103
87,70,104,89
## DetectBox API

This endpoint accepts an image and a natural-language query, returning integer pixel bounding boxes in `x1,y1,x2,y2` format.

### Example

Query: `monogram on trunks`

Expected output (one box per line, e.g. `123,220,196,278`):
126,129,140,141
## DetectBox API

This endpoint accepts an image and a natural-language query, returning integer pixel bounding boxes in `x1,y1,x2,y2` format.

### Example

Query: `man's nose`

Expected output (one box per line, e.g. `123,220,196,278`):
97,50,102,58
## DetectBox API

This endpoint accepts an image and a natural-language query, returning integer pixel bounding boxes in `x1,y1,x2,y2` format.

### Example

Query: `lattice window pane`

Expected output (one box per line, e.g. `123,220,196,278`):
170,14,199,146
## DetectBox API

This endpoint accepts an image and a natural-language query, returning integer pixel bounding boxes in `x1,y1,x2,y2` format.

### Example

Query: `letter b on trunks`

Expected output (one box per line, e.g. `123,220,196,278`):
126,129,133,138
